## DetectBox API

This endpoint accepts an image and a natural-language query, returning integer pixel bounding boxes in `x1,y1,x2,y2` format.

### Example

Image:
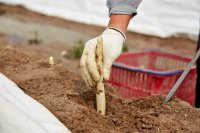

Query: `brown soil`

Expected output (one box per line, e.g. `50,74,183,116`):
1,47,200,133
0,3,199,133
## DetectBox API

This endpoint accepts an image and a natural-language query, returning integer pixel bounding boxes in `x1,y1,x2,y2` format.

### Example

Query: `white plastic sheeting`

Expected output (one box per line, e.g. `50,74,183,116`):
0,0,199,40
131,0,200,40
0,73,71,133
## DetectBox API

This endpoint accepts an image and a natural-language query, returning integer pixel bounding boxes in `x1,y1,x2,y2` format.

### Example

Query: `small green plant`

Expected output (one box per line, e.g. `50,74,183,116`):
66,40,85,59
122,43,129,52
29,31,41,44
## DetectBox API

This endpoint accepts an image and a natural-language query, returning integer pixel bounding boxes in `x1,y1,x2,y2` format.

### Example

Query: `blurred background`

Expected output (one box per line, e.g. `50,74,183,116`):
0,0,199,75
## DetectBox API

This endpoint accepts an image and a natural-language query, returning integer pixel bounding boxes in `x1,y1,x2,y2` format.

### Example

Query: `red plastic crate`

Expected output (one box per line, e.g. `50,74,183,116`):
108,51,196,105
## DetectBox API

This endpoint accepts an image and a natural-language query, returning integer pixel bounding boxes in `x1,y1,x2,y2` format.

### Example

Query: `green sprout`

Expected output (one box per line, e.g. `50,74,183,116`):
66,40,85,59
122,43,129,52
29,31,41,44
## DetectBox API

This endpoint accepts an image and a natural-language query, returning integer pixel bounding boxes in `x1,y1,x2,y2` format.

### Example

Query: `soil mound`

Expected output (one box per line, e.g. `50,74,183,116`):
0,47,200,132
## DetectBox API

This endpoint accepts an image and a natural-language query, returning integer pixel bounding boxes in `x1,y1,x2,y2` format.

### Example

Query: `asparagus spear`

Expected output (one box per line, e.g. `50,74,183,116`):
96,37,106,115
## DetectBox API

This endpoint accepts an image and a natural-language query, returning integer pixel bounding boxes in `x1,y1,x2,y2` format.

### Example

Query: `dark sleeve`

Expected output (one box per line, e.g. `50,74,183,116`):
195,29,200,107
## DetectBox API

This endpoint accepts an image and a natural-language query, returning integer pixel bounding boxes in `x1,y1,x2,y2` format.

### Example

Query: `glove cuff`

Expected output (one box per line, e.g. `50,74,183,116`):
103,27,126,42
108,27,126,40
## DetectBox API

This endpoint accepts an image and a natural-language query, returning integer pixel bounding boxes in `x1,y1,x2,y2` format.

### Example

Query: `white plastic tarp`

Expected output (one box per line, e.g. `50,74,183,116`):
0,0,199,40
0,73,71,133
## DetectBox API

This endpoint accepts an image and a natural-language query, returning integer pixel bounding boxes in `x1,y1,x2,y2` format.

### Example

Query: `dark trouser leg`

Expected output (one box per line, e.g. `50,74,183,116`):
195,31,200,107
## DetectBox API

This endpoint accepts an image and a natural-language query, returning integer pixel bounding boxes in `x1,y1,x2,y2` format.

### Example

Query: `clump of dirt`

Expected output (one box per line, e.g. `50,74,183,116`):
1,47,200,132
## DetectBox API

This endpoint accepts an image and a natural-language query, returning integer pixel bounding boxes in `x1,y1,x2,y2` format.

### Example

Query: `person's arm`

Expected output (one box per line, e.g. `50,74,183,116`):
108,14,132,35
80,0,142,87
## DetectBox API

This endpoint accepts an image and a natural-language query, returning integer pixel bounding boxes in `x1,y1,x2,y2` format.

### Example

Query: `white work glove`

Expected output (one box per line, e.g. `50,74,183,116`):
80,28,125,87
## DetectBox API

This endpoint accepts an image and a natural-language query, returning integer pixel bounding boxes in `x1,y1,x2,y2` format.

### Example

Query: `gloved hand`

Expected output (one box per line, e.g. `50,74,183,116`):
80,28,125,87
